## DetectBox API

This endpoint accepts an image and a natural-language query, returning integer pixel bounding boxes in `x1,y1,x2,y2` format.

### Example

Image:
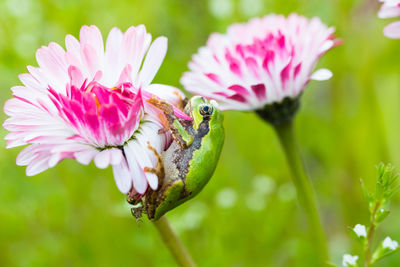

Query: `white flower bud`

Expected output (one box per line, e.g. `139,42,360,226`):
353,224,367,238
342,254,358,267
383,236,399,250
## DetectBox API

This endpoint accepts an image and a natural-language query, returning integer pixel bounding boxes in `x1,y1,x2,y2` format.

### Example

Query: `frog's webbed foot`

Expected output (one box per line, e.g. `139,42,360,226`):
144,142,165,188
131,206,144,223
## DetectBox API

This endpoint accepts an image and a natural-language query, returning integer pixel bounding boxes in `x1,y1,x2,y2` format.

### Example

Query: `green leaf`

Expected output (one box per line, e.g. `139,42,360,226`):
360,179,373,206
375,208,390,224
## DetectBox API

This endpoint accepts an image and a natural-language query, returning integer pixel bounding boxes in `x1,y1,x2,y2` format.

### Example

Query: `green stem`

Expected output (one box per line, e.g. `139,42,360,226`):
152,216,196,267
364,203,379,267
274,121,328,264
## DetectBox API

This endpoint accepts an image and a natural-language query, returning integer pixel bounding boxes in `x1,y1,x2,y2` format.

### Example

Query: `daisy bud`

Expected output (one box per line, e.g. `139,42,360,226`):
181,13,339,125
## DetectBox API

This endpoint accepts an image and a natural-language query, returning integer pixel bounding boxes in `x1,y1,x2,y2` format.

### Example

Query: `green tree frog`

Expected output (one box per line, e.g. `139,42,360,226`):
128,96,224,220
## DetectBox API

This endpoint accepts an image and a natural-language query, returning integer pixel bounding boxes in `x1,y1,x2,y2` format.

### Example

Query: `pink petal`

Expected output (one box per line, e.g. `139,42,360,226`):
81,44,99,77
74,147,99,165
112,157,132,194
310,69,333,81
124,141,148,194
68,66,85,88
251,84,267,101
16,145,38,166
109,148,123,165
138,36,168,87
36,46,68,85
79,25,104,59
145,84,186,107
94,149,112,169
26,155,50,176
383,21,400,39
228,85,249,96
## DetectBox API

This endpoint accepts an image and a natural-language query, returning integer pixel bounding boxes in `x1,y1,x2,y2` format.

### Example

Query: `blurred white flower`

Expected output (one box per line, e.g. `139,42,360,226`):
342,254,358,267
208,0,233,19
5,0,32,17
252,175,276,195
216,188,238,209
353,224,367,238
383,236,399,250
238,0,263,17
245,192,267,211
170,202,209,233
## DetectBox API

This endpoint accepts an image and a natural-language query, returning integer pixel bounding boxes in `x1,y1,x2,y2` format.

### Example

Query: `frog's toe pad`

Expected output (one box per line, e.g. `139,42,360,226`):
131,207,144,222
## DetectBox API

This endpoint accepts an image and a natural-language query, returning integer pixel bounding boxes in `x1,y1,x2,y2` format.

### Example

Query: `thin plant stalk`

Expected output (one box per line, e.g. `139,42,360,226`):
152,216,196,267
364,202,380,267
274,121,328,264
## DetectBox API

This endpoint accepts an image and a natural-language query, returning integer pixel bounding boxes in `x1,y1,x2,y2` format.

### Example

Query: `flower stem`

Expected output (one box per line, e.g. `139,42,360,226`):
273,121,328,264
152,216,196,267
364,202,380,267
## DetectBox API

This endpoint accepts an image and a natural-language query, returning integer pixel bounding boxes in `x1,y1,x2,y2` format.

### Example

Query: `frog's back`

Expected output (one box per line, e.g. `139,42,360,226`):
162,120,224,197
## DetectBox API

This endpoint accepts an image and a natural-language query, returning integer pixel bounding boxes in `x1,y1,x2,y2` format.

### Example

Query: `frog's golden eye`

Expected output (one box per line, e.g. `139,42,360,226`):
199,104,213,116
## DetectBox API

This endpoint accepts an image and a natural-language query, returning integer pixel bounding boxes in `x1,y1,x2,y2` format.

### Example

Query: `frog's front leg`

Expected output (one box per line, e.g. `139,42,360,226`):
147,96,194,149
144,142,165,187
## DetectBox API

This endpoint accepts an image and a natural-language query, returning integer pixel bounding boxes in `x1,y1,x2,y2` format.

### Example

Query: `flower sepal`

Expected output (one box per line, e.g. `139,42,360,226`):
255,96,300,126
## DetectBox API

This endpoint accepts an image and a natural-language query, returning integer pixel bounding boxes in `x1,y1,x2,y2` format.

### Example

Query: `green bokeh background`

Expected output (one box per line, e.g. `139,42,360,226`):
1,0,400,266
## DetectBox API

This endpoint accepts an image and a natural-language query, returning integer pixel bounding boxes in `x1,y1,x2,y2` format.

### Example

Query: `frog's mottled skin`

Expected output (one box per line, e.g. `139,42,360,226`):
132,96,224,220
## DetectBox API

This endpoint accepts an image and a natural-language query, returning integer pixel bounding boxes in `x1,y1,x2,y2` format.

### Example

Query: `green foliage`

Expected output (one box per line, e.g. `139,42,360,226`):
341,164,400,267
1,0,400,266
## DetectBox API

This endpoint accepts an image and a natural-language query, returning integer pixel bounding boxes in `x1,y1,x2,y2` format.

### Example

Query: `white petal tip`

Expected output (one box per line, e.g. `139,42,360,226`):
311,69,333,81
94,150,111,169
383,22,400,39
146,172,158,190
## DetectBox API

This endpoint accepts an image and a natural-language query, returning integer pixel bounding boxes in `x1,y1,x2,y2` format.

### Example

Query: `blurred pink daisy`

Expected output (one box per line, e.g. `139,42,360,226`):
378,0,400,39
3,25,189,195
181,14,339,116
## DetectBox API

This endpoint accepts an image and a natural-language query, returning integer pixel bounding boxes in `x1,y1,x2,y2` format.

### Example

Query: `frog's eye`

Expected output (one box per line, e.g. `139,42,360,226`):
199,104,213,116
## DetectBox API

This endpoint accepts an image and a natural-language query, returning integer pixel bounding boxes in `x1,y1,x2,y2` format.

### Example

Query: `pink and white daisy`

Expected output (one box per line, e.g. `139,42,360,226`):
181,14,339,111
378,0,400,39
3,25,190,195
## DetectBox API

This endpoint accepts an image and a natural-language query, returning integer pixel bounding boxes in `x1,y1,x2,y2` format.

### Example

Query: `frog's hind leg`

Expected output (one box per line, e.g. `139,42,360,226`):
144,141,165,188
